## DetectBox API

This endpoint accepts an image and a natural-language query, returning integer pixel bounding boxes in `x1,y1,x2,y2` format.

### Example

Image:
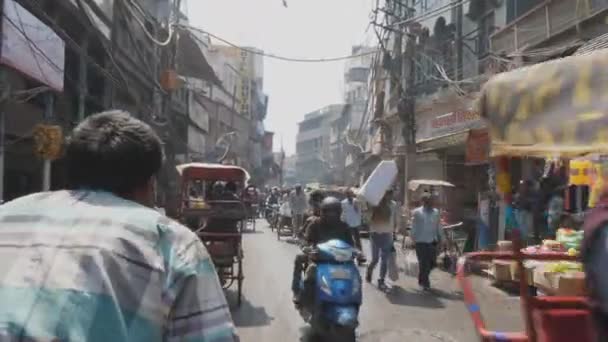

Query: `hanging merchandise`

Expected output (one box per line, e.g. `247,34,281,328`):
33,124,63,160
569,159,592,186
495,157,511,201
590,156,608,207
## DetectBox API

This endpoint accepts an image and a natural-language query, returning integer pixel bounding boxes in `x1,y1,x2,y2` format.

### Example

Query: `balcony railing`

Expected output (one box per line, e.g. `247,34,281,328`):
491,0,608,54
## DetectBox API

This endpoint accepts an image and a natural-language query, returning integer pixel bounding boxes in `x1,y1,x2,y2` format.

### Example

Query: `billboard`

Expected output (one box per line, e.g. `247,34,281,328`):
1,0,65,91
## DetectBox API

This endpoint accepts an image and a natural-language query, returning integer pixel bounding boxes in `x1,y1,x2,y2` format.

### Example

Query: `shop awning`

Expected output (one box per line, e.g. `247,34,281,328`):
176,27,222,86
416,131,469,153
478,48,608,158
574,32,608,56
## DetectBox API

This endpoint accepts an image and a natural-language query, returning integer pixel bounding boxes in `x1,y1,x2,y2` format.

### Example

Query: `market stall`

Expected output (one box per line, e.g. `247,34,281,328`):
459,49,608,341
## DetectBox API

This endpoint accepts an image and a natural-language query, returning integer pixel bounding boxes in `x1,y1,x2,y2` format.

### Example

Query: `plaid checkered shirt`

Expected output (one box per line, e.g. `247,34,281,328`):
0,190,239,342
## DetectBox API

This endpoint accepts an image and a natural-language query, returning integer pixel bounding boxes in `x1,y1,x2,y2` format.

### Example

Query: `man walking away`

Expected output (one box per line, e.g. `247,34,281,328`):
366,190,398,288
411,192,443,291
0,111,238,342
342,188,366,263
290,184,308,237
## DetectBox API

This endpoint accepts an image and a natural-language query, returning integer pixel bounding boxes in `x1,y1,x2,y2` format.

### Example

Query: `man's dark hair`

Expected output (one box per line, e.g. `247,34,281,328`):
65,110,164,195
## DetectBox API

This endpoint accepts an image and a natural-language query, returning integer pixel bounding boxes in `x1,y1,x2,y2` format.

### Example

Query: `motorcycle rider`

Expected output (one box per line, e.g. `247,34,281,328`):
299,189,326,238
266,187,280,213
292,197,355,305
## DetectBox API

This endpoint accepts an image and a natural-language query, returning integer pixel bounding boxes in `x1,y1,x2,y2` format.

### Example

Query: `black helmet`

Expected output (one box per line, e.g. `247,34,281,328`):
320,196,342,215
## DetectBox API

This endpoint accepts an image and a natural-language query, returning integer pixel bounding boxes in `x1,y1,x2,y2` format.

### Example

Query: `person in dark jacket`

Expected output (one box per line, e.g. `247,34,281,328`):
291,197,354,304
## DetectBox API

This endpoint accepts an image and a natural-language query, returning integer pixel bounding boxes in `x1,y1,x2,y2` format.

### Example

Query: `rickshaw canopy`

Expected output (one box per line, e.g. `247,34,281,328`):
408,179,455,191
176,163,250,182
478,48,608,158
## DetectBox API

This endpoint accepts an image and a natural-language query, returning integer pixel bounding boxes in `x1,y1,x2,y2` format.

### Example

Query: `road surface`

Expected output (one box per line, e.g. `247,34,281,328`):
223,220,523,341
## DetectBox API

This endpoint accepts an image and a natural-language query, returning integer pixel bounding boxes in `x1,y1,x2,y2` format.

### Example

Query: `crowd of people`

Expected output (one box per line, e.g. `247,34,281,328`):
3,110,608,340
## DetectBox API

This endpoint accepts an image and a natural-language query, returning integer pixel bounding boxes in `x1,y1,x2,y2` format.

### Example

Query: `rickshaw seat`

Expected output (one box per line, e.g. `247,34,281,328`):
533,309,595,342
530,297,594,342
531,296,589,310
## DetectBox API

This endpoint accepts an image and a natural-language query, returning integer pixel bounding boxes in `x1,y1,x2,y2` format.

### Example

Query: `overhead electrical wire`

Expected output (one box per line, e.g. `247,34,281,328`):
121,0,175,46
180,25,379,63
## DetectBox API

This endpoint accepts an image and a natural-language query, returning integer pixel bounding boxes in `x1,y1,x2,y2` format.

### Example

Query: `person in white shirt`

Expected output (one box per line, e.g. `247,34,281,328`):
411,192,443,290
279,192,293,227
341,188,366,263
365,189,398,288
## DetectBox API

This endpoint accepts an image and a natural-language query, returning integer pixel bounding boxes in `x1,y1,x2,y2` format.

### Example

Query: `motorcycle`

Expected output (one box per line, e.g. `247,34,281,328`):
266,203,280,230
296,239,362,342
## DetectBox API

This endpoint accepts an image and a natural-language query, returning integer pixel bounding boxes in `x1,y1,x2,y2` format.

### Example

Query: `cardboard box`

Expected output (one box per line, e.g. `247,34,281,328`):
511,262,535,286
497,240,513,252
492,260,514,282
556,272,587,296
535,270,587,296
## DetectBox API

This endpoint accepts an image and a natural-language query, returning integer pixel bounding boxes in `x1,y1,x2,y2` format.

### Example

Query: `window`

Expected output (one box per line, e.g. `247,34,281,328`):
299,117,323,131
346,67,369,83
506,0,542,24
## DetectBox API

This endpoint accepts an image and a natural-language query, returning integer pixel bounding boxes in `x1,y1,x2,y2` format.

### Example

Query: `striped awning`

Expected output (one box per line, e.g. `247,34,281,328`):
575,32,608,56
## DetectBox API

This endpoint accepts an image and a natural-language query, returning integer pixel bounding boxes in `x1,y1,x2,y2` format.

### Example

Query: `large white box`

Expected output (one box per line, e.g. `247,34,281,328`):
358,160,397,206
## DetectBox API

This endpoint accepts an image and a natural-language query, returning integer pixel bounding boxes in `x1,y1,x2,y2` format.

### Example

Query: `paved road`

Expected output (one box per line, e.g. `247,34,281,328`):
223,221,523,341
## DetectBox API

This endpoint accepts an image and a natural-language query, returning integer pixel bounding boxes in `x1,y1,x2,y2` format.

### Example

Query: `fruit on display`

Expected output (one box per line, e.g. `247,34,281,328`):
546,261,583,273
568,248,580,256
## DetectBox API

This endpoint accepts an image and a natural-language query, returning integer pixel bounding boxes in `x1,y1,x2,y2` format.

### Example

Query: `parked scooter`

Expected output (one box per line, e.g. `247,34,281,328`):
296,239,362,342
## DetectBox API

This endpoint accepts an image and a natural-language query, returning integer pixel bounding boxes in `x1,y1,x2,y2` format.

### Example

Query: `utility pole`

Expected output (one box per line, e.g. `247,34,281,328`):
0,69,6,204
42,92,54,191
78,36,89,122
399,2,417,211
455,0,464,81
0,0,6,203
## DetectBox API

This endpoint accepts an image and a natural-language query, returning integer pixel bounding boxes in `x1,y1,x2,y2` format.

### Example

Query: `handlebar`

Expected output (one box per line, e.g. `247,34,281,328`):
442,222,464,230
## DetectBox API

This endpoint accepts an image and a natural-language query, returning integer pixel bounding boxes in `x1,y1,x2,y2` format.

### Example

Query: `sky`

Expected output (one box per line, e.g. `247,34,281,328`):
187,0,376,155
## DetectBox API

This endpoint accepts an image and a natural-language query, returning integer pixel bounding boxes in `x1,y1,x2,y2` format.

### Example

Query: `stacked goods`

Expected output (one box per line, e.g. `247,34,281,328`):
491,260,515,282
542,239,566,252
556,228,584,251
536,262,586,296
497,240,513,252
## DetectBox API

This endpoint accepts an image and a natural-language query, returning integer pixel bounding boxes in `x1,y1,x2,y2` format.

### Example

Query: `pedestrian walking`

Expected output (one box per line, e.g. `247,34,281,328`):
366,189,398,288
411,192,443,291
290,184,308,237
341,188,366,262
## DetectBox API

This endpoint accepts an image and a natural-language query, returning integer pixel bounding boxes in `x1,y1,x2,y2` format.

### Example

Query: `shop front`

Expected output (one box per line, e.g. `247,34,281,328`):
415,109,489,225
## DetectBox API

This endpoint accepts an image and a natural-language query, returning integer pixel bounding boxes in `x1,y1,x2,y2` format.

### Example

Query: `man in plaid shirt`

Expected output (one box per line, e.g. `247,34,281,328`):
0,111,238,342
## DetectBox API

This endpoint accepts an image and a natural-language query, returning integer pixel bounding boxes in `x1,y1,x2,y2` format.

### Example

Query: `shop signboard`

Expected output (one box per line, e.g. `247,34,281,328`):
465,129,490,165
238,49,251,117
1,0,65,91
417,109,484,142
